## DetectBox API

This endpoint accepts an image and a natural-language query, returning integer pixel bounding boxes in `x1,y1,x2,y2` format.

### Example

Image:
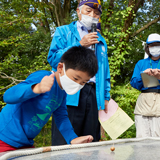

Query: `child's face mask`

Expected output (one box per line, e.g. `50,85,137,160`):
59,64,84,95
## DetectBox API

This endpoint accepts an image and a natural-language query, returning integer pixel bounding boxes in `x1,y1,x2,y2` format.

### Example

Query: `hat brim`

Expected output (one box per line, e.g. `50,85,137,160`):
79,2,102,14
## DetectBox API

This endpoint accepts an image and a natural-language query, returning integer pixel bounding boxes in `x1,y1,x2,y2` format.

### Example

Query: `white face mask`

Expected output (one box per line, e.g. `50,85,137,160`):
80,13,99,30
149,46,160,57
59,64,84,95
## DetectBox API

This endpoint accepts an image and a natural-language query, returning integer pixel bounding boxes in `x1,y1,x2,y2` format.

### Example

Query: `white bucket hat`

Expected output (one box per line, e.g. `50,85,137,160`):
146,33,160,44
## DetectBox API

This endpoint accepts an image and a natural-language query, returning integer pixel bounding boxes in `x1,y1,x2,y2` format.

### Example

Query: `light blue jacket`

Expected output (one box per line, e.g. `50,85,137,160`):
48,21,110,110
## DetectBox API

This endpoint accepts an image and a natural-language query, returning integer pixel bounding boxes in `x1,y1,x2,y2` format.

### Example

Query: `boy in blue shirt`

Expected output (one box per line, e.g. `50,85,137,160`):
0,46,98,152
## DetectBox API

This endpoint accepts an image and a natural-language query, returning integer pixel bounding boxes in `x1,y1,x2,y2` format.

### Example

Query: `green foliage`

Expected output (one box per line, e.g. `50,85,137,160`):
0,1,52,110
101,0,160,85
101,1,133,85
0,29,52,109
103,84,140,140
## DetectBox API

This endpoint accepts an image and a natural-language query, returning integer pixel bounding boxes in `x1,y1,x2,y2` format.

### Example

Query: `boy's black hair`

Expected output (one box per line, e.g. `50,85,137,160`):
60,46,98,77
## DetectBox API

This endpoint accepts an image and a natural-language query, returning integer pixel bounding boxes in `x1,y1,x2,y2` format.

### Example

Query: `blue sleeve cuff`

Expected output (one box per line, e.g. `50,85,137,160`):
105,92,111,101
68,134,78,144
105,97,110,101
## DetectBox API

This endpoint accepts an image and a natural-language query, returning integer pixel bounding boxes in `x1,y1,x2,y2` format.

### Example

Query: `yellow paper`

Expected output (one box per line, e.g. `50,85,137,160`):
99,107,134,140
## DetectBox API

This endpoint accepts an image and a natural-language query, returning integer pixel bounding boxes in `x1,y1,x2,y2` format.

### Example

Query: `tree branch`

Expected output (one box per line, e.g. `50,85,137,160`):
0,81,15,91
50,0,61,26
104,0,114,36
55,0,63,25
63,0,71,20
0,72,24,91
122,0,145,42
40,1,51,33
131,16,160,37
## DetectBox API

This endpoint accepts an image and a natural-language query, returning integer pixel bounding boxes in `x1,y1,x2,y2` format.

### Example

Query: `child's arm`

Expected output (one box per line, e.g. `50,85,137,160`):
70,135,93,144
53,99,78,144
3,71,54,104
53,101,93,144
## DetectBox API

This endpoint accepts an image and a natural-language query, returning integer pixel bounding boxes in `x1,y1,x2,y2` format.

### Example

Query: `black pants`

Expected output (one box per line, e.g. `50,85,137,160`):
52,83,100,145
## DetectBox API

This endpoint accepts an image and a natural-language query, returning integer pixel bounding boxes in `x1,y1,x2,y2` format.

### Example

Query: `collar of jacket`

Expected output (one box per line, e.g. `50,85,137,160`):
68,21,81,41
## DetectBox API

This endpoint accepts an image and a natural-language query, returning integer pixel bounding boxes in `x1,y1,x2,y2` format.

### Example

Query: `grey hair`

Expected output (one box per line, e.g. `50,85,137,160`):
78,5,84,13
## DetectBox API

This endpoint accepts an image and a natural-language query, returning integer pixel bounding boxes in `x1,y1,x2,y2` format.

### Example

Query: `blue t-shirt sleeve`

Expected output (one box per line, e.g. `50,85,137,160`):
3,71,50,104
53,95,78,144
130,61,144,90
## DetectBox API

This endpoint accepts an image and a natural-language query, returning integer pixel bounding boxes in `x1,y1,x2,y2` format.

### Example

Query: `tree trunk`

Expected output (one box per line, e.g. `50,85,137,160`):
122,0,145,42
104,0,114,38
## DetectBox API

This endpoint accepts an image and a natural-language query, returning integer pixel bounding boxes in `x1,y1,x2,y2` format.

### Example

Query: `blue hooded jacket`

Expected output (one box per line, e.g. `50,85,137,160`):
48,21,110,110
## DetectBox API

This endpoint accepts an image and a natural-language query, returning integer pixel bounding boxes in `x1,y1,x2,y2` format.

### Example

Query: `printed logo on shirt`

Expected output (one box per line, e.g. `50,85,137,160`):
101,46,105,52
101,52,107,58
28,94,63,132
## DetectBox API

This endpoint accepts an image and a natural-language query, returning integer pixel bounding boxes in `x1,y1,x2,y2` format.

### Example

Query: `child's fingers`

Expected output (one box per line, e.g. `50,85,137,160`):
49,73,55,79
88,135,93,143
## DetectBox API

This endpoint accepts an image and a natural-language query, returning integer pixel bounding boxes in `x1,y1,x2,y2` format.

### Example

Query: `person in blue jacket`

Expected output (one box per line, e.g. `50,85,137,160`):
130,33,160,137
48,0,111,145
0,46,98,152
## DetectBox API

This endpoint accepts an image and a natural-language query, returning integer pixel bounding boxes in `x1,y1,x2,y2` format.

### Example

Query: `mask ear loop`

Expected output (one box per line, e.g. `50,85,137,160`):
62,63,66,75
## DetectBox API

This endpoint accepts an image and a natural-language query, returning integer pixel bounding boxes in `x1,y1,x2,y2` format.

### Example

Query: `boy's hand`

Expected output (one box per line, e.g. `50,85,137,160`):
70,135,93,144
32,73,55,94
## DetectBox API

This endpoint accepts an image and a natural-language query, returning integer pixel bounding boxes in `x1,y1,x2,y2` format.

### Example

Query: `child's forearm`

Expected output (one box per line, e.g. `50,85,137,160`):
3,83,39,104
32,83,42,94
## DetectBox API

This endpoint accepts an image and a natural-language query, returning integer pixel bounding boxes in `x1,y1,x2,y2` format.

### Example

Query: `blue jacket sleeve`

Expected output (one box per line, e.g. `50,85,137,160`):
53,96,78,144
105,57,111,101
130,61,144,91
3,71,49,104
104,43,111,101
47,27,81,71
